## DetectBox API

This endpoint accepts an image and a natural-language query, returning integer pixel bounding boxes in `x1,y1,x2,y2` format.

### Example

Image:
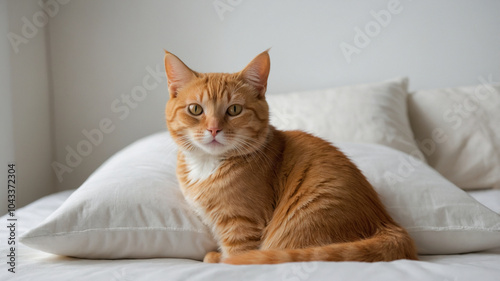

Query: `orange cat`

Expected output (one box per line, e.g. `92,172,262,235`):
164,50,418,264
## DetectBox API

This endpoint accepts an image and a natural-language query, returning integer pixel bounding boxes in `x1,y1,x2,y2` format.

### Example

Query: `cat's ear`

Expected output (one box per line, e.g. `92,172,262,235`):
164,50,197,98
240,50,270,98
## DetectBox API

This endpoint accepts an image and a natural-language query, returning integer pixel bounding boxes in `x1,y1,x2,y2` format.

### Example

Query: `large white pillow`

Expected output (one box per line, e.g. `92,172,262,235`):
20,132,500,258
267,77,426,162
408,83,500,189
21,132,218,259
342,142,500,254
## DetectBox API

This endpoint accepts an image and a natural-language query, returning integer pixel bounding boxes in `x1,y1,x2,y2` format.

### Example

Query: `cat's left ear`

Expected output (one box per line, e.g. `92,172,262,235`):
164,50,197,98
240,50,270,98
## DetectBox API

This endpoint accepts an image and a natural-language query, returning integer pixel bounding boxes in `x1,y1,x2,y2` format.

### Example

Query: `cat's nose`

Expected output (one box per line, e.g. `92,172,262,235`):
207,128,222,137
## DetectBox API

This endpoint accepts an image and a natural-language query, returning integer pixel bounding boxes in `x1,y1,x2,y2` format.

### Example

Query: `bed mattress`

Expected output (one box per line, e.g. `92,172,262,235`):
1,189,500,281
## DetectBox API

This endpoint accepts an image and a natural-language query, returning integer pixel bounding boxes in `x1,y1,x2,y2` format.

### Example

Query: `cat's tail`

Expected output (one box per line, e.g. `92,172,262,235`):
222,225,418,264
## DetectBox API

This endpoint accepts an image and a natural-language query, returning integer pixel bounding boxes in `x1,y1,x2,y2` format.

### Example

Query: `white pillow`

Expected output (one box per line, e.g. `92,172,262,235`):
267,77,426,162
20,132,500,258
408,83,500,189
341,142,500,254
21,132,218,259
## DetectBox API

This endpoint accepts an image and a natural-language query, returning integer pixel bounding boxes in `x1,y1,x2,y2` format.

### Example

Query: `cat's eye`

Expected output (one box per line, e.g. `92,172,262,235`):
227,104,243,116
188,104,203,116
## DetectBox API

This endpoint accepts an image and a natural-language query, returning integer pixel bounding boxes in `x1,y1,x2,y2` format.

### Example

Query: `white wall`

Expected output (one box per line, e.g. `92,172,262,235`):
0,0,15,214
1,0,55,210
6,0,500,196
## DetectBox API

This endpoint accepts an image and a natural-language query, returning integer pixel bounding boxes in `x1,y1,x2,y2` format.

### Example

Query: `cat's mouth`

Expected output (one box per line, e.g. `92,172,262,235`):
208,139,223,147
196,138,229,155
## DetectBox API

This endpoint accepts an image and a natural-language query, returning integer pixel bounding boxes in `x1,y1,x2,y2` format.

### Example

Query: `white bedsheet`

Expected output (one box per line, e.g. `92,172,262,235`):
2,190,500,281
468,189,500,214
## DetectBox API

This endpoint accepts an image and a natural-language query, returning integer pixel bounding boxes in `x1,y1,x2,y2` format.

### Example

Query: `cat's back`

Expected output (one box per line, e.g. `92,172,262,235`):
262,129,391,248
276,129,351,168
277,128,380,195
271,128,375,200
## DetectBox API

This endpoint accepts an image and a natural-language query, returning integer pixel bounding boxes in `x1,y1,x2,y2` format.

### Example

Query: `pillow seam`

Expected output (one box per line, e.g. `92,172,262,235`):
21,226,210,239
407,226,500,232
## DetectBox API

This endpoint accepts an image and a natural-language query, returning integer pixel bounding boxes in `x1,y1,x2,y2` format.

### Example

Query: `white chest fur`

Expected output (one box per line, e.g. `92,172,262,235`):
183,151,222,182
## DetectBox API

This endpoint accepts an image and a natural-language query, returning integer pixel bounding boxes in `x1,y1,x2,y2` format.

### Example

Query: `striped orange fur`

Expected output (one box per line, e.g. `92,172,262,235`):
164,50,418,264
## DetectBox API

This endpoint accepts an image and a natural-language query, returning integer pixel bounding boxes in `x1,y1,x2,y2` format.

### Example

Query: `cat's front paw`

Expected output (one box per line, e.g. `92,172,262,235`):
203,251,222,263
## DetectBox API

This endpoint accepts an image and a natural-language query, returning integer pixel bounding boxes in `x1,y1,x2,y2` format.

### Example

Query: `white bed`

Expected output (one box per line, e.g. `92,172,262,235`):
1,189,500,281
3,78,500,281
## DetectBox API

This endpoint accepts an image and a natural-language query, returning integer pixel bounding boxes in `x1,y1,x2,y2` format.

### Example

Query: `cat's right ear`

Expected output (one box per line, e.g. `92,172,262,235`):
240,50,271,98
164,50,196,98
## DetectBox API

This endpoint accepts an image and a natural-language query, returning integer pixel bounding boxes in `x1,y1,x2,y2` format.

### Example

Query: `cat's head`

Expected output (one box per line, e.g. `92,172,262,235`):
164,50,271,157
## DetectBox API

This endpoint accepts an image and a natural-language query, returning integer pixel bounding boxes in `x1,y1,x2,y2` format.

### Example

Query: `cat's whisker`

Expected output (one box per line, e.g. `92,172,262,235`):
230,138,277,174
232,136,281,167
